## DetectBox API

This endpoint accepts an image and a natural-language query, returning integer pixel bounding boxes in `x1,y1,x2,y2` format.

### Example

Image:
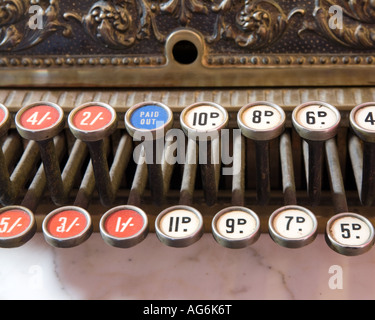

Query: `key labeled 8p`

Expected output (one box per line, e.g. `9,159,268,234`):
237,101,285,205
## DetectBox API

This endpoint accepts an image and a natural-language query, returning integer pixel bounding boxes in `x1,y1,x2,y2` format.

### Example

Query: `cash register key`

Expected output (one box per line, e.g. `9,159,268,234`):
42,206,93,248
155,205,204,248
99,205,149,248
0,206,36,248
211,206,261,249
268,205,318,248
325,212,375,256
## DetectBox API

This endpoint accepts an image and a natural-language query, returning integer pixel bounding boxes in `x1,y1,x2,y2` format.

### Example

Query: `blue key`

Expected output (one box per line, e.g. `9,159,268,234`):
130,104,170,130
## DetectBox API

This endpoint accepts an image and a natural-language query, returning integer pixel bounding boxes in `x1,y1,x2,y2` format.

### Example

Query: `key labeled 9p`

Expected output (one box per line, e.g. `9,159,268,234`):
212,206,261,249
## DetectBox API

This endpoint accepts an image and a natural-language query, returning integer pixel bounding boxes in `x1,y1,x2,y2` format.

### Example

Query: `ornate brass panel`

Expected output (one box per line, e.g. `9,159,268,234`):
0,0,375,87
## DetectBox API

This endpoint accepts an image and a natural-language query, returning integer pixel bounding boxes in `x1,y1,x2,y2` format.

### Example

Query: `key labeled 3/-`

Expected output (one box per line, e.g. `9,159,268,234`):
155,205,203,247
42,206,93,248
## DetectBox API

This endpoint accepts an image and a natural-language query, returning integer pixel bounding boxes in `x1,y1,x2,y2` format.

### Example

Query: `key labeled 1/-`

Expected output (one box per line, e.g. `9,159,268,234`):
100,205,149,248
155,205,203,247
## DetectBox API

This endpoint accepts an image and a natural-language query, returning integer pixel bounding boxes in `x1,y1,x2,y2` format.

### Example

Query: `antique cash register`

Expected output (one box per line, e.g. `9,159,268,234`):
0,0,374,256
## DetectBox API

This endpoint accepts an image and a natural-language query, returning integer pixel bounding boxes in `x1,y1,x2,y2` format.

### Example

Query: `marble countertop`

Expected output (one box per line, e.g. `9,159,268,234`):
0,232,374,300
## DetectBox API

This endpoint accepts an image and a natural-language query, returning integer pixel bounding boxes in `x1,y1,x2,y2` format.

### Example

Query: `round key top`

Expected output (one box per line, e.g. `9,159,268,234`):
15,102,65,141
68,102,117,141
237,101,285,205
0,206,36,248
42,206,93,248
124,101,173,140
292,101,341,142
325,212,375,256
349,102,375,206
350,102,375,143
292,101,341,205
155,205,203,247
0,103,10,137
180,101,228,140
237,101,286,141
212,206,261,249
100,205,148,248
268,205,318,248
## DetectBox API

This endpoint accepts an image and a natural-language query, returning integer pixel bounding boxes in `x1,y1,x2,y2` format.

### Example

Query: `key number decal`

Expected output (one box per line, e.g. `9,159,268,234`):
273,209,315,239
352,105,375,131
20,105,61,130
216,210,258,239
185,105,226,131
72,105,113,131
296,104,338,130
104,209,146,238
241,105,283,130
330,216,372,246
159,209,201,238
47,210,88,239
0,210,31,237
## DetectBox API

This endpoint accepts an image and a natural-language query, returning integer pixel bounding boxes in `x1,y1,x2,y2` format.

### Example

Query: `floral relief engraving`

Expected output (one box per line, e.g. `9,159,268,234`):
300,0,375,49
64,0,137,49
208,0,305,49
0,0,72,51
0,0,374,54
159,0,209,26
